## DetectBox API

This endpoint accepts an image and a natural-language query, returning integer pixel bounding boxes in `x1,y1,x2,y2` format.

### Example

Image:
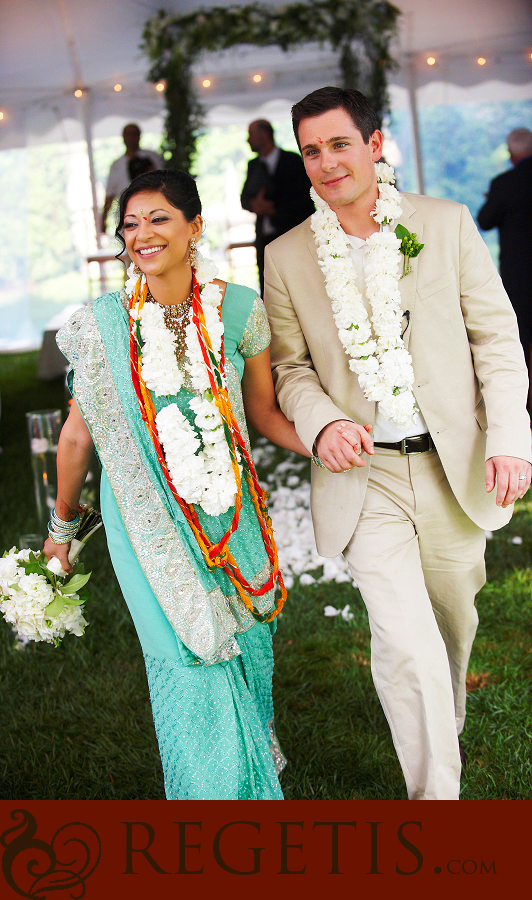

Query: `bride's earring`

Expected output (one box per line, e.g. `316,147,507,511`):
133,264,143,276
188,238,197,267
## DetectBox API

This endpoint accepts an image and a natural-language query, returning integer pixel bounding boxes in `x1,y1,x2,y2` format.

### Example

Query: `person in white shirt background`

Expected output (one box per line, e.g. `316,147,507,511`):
101,123,163,233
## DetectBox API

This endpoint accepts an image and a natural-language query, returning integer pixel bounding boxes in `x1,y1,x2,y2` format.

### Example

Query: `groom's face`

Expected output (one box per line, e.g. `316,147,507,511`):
298,107,382,211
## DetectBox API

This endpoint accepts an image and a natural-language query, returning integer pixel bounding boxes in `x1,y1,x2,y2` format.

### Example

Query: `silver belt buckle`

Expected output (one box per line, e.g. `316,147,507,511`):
400,438,409,454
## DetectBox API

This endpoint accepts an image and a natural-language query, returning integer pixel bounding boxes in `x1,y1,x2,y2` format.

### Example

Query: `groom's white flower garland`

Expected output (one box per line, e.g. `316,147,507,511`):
310,161,417,427
127,252,238,517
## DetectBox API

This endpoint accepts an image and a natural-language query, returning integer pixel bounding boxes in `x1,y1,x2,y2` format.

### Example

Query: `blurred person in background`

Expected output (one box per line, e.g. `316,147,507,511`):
128,155,157,182
101,123,163,232
241,119,314,295
478,128,532,407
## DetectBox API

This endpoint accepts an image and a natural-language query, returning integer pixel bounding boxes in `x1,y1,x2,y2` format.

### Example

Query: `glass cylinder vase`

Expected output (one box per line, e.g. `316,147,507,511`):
26,409,62,534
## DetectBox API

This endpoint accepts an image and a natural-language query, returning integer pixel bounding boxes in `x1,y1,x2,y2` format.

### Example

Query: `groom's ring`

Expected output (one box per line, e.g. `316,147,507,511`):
519,475,527,480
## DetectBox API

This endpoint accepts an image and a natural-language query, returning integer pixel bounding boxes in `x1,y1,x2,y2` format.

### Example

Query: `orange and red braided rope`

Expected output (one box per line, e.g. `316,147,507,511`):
128,274,286,621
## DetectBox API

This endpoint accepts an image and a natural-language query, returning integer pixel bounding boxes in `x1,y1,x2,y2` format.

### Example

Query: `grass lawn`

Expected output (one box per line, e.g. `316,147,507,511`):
0,352,531,800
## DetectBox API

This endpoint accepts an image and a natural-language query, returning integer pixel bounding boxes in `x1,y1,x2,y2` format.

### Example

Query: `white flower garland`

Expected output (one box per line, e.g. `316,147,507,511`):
310,161,417,427
127,251,238,517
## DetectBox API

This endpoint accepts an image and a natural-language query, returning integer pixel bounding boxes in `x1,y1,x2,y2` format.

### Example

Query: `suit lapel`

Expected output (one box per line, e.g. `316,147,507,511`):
396,194,422,351
305,225,320,268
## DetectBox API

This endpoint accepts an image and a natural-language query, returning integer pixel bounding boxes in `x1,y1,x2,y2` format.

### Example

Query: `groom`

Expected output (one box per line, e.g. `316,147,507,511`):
264,86,532,800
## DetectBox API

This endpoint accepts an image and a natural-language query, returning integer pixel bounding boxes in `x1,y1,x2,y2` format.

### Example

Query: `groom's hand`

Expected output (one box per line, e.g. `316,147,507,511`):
316,420,374,473
485,456,532,507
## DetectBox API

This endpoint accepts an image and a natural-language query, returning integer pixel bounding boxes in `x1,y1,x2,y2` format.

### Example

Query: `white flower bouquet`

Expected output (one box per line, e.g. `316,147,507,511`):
0,505,102,646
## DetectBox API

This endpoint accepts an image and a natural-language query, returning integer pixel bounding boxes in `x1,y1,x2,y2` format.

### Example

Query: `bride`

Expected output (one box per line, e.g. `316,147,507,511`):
44,168,310,799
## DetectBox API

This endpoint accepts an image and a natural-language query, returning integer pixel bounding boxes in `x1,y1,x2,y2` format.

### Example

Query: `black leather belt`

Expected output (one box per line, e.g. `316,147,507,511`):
373,433,435,454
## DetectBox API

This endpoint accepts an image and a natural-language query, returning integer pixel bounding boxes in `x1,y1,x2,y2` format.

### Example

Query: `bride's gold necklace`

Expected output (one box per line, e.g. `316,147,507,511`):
146,287,193,363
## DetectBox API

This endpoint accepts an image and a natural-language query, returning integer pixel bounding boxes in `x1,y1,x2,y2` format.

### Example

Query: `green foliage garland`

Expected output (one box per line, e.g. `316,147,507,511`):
142,0,400,172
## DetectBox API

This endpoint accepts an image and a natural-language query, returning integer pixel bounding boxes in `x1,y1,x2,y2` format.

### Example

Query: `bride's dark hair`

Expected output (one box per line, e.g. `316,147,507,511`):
115,169,202,257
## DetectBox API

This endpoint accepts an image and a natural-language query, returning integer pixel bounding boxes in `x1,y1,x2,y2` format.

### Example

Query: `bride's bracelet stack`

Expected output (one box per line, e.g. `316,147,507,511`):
48,508,81,545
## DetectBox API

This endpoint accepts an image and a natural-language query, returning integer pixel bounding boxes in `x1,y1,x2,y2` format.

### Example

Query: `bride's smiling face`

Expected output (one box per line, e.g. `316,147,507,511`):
123,190,202,277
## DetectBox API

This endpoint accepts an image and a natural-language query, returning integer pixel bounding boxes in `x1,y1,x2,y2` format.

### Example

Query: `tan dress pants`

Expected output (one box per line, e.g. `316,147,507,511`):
343,447,486,800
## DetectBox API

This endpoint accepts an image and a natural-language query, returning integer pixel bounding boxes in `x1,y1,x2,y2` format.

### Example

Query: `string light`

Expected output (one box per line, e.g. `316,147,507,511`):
202,78,212,88
477,57,486,66
253,73,262,83
155,82,165,92
114,83,122,92
74,89,83,98
427,57,436,66
0,112,4,121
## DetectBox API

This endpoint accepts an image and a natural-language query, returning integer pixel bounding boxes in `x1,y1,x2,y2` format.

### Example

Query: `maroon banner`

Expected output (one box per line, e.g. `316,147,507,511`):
0,800,527,897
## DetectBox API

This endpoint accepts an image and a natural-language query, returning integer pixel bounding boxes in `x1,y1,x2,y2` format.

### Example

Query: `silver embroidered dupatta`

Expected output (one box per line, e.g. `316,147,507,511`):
56,293,276,665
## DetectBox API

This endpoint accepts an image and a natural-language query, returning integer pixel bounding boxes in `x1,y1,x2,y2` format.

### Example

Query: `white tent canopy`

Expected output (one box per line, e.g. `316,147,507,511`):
1,0,531,149
0,0,530,351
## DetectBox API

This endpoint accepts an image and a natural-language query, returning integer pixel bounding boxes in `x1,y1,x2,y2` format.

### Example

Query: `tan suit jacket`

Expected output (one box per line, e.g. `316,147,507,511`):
264,192,532,557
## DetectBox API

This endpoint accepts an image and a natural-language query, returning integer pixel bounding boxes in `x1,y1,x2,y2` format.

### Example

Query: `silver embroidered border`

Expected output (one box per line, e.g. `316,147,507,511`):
57,304,275,665
268,717,287,776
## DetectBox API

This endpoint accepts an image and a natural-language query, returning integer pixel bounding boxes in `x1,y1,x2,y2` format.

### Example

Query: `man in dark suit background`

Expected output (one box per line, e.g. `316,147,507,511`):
478,128,532,404
241,119,315,295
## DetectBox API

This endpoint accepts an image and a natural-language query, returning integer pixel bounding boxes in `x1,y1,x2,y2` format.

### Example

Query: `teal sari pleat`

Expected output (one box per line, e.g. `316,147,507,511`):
145,646,283,800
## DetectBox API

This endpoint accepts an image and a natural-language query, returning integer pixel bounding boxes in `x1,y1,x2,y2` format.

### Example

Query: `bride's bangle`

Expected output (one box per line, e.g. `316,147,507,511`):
48,508,81,544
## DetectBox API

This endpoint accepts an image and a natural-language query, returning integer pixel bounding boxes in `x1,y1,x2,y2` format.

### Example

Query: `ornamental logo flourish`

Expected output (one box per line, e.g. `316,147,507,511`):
1,809,101,898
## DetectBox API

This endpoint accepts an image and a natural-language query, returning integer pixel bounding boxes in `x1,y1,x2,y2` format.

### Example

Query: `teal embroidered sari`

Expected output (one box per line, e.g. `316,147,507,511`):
57,283,285,799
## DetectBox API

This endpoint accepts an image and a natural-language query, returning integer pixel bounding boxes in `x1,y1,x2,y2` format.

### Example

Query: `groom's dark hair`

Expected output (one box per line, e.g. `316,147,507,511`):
292,87,380,149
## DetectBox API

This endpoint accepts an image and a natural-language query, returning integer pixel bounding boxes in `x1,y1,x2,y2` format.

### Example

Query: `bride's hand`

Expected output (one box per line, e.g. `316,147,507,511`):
315,420,373,473
43,538,73,574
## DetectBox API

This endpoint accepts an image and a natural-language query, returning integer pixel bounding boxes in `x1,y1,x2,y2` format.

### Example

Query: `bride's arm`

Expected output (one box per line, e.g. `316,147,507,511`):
241,347,311,457
43,400,94,572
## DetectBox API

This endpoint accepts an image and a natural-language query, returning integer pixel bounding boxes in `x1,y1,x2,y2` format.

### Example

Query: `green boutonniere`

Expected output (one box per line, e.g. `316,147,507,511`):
395,224,424,278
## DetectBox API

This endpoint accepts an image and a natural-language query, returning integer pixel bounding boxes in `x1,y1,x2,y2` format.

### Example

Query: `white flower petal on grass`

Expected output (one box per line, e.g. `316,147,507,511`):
261,453,364,606
324,605,342,617
511,536,523,544
299,573,316,586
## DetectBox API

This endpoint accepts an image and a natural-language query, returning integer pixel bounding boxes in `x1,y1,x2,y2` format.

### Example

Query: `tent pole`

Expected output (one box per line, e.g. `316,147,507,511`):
80,88,106,291
406,56,425,195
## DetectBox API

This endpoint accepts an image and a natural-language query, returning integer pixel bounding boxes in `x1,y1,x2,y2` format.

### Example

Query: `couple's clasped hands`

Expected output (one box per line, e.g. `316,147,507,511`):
316,421,532,507
315,419,374,473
